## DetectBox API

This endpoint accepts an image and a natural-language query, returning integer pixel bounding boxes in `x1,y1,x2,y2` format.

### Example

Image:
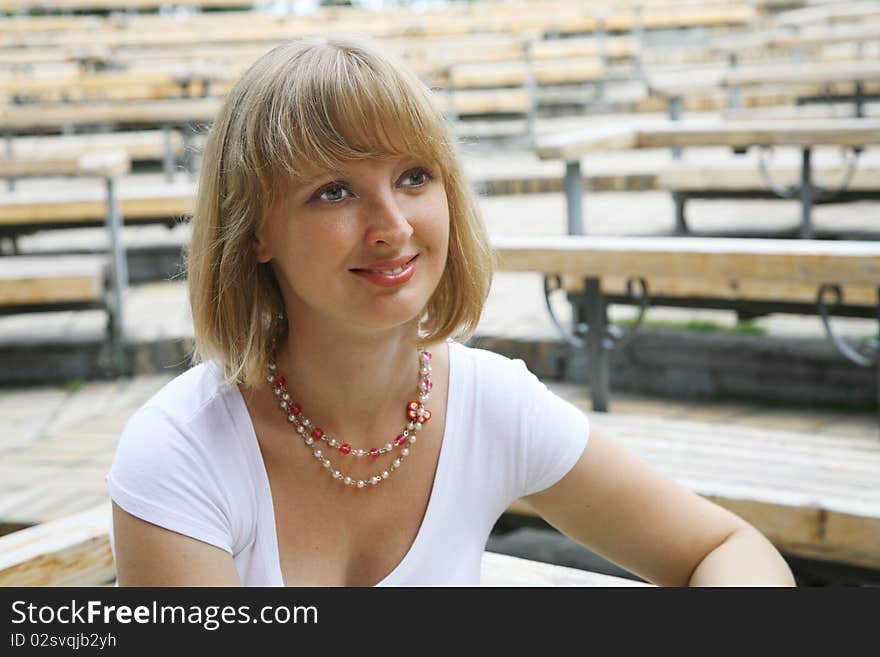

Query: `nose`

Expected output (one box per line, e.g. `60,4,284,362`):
364,191,414,247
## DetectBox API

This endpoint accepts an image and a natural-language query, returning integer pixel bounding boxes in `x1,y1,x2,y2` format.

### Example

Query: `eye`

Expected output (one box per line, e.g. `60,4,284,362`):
312,183,351,203
400,167,434,188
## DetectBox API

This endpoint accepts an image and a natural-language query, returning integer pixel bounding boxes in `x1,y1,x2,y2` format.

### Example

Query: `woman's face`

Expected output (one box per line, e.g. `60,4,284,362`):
256,155,450,336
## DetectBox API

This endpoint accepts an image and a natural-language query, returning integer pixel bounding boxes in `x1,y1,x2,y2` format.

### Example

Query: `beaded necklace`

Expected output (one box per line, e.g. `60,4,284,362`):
267,349,433,490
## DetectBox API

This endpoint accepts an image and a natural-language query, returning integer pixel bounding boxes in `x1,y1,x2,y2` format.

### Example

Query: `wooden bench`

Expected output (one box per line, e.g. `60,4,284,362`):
536,118,880,238
2,130,185,184
0,151,132,372
0,502,645,586
492,234,880,411
509,409,880,571
0,179,195,231
656,156,880,236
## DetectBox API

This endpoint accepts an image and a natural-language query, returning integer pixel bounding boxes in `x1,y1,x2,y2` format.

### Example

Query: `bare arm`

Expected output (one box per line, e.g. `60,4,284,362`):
112,502,242,586
524,424,796,587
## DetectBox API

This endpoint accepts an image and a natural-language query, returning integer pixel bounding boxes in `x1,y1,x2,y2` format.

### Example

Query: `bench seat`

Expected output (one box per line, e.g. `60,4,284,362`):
0,255,106,309
509,410,880,570
0,181,195,229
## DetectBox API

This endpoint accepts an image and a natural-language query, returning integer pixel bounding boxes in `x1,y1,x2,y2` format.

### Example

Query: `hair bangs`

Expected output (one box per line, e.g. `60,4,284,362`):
257,40,451,196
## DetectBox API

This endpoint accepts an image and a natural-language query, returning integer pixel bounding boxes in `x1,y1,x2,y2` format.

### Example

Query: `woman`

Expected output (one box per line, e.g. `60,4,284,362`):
106,36,795,587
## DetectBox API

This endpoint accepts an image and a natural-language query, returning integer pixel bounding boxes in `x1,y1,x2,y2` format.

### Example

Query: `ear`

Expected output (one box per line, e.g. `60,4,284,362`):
254,217,272,264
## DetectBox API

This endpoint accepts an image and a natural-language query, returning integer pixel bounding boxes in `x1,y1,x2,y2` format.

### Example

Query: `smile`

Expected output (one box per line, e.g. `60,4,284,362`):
350,255,418,287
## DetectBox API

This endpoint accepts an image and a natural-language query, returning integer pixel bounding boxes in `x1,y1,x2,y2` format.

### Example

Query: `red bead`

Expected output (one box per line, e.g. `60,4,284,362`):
340,444,351,455
421,409,432,423
407,401,420,411
425,380,433,391
395,434,407,446
274,375,286,387
291,403,302,416
369,448,380,459
311,428,323,441
407,408,417,420
421,351,432,361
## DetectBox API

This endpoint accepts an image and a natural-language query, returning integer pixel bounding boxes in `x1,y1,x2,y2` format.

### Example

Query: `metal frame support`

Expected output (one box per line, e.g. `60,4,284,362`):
162,124,175,182
668,96,683,159
104,175,128,376
800,147,814,239
524,39,537,148
583,277,610,412
564,160,584,234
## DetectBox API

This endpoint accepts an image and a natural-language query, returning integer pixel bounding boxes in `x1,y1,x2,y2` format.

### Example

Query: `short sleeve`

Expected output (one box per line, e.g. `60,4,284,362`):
514,360,591,497
106,404,234,554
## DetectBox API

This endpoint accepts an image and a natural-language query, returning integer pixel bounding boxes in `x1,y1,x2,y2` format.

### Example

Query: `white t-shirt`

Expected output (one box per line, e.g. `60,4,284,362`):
106,341,590,586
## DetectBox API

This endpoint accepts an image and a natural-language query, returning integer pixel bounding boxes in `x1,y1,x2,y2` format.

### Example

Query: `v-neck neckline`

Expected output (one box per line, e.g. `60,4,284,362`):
231,341,457,586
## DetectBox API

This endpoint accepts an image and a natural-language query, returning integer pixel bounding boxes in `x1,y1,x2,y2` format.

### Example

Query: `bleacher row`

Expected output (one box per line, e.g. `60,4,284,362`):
1,0,880,584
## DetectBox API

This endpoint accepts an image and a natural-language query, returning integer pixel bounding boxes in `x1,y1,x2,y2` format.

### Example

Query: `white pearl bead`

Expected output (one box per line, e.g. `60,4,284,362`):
402,448,410,457
282,392,290,401
393,459,401,468
279,401,287,410
333,470,342,479
414,422,423,432
329,439,337,447
268,363,276,371
288,415,295,422
357,449,366,456
407,422,415,430
371,477,380,485
382,471,389,479
323,460,331,468
297,426,305,434
314,450,322,458
357,480,365,488
267,375,274,382
409,435,417,444
344,476,352,485
420,394,428,402
385,443,393,451
305,438,313,445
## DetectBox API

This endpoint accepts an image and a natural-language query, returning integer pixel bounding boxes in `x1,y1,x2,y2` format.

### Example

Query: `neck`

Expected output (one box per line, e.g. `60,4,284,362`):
272,318,424,444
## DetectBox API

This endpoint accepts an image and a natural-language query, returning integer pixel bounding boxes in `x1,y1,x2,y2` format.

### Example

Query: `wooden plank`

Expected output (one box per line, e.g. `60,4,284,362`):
0,183,195,225
450,58,603,88
656,161,880,192
0,98,222,131
535,123,639,160
506,413,880,569
437,89,531,115
0,256,105,305
565,273,879,307
480,551,651,586
492,235,880,285
0,502,113,586
8,129,185,162
723,60,880,87
633,119,880,149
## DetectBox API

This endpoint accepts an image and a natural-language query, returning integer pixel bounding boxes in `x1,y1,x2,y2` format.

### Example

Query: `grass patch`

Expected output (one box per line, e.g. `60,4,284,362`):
612,318,766,335
63,379,86,394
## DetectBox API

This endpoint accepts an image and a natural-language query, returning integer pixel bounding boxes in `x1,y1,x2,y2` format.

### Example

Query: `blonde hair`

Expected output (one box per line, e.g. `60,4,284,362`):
187,36,494,388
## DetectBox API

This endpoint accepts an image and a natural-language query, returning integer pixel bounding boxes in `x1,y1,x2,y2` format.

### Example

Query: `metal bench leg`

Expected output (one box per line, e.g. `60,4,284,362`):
800,147,814,239
673,192,689,235
105,176,129,376
564,160,584,235
162,124,175,182
583,277,610,412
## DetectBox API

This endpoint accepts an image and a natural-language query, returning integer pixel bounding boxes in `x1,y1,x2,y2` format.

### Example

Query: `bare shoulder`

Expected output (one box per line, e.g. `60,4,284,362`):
112,502,241,586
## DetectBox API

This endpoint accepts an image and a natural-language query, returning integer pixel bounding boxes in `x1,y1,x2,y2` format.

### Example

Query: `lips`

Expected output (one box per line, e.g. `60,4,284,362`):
350,254,418,274
350,254,418,288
